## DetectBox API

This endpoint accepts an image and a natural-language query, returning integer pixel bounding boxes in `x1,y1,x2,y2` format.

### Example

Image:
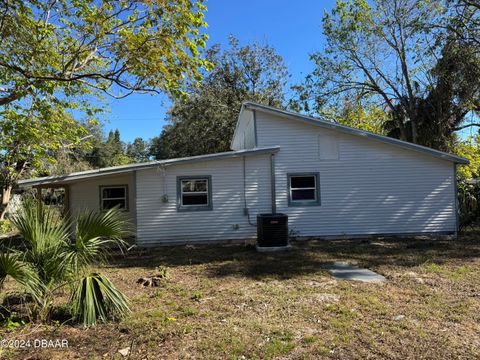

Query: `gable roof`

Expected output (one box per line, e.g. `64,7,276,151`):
18,146,280,187
235,102,469,165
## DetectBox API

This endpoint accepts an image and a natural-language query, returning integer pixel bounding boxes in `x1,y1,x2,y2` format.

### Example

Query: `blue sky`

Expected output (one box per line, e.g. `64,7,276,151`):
106,0,336,143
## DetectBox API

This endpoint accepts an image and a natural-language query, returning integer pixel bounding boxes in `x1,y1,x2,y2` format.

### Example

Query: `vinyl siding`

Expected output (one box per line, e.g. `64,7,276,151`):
135,154,271,246
69,173,136,225
255,111,456,236
244,113,256,149
231,109,256,150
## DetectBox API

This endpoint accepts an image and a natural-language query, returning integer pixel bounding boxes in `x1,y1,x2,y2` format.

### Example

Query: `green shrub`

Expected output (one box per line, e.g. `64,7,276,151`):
71,273,130,326
458,179,480,230
0,198,132,326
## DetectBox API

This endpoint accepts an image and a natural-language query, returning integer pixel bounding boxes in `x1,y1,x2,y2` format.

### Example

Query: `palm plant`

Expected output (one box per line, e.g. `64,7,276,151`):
0,198,131,326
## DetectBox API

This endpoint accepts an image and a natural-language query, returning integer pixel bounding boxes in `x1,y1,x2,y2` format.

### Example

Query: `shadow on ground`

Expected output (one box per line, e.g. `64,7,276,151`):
105,231,480,280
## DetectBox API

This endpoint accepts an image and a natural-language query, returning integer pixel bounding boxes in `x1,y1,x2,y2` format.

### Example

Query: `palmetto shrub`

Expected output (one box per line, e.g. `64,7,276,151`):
0,198,131,326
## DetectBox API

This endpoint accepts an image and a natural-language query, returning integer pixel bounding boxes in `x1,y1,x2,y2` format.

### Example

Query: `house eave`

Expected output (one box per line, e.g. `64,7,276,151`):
18,146,281,188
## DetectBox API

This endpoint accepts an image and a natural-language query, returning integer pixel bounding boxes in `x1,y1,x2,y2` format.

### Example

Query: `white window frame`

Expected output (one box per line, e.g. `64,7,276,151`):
177,176,212,211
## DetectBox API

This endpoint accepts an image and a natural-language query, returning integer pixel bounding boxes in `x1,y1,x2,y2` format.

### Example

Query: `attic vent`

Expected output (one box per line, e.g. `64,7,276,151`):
318,135,339,160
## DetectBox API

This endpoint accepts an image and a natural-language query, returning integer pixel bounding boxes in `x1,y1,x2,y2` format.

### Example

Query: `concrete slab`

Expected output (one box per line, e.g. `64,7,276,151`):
325,262,386,283
256,244,292,252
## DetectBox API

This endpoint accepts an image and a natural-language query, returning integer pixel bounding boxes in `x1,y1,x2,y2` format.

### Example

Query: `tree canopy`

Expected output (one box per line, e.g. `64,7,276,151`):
321,97,389,135
127,137,151,163
456,135,480,179
0,0,212,218
0,100,87,219
46,127,152,174
150,36,289,159
294,0,480,150
0,0,212,105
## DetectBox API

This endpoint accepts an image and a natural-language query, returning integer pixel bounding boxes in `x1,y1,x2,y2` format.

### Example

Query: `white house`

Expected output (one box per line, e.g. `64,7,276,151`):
18,102,469,246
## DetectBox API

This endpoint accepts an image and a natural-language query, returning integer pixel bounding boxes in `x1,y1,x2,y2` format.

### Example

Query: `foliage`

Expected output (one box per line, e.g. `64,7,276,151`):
295,0,480,150
87,129,132,168
456,134,480,229
457,179,480,230
0,0,212,217
295,0,444,130
150,36,289,159
447,0,480,48
43,121,105,176
0,198,131,326
190,291,203,302
383,35,480,151
0,102,88,175
71,273,130,327
0,102,88,219
0,251,41,303
0,219,14,234
126,138,151,163
0,0,212,105
321,97,388,134
454,135,480,179
45,150,94,177
2,313,25,331
47,126,153,174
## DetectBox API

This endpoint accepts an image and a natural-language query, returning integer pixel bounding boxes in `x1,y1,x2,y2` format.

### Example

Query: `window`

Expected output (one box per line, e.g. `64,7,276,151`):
100,185,128,211
177,176,212,211
288,173,320,206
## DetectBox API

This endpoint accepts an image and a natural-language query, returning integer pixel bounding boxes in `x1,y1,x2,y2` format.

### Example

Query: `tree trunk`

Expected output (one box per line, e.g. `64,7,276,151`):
409,106,418,144
394,112,408,142
0,185,12,221
398,121,408,142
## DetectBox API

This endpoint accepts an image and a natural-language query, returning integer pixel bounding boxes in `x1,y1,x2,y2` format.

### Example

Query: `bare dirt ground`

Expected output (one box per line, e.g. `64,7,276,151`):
1,232,479,359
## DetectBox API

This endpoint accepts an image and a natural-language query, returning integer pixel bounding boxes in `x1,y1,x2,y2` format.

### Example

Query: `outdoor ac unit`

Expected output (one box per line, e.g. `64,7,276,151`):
256,213,288,247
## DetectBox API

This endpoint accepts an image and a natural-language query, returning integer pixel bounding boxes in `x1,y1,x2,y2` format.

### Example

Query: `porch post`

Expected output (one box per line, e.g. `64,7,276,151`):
63,184,70,218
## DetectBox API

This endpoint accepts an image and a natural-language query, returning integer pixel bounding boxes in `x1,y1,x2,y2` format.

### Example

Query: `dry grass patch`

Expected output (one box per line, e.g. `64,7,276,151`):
1,231,479,359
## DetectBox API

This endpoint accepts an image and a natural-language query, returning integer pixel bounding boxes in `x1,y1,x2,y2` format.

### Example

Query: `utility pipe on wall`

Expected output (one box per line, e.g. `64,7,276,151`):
243,156,256,226
270,153,276,214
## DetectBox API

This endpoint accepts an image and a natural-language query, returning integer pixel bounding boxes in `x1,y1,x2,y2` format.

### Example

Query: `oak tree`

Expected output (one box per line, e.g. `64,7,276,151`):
0,0,212,218
151,36,288,159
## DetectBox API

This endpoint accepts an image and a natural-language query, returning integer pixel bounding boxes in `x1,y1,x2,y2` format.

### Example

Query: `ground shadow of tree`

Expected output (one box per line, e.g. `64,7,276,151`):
106,231,480,280
307,233,480,268
107,243,330,280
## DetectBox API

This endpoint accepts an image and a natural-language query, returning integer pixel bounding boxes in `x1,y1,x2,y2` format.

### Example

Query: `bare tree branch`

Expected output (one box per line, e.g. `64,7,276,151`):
455,123,480,131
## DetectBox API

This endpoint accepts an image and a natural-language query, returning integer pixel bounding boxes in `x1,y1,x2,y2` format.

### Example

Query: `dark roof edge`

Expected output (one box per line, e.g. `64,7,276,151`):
18,146,280,187
242,102,469,165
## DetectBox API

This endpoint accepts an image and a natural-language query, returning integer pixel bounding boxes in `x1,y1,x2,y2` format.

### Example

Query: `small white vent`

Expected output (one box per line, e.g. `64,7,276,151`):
318,135,339,160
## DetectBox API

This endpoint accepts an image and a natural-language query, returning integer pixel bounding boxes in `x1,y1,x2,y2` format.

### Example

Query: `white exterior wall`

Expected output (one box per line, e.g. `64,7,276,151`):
255,111,456,236
231,110,256,150
135,154,272,246
69,173,136,225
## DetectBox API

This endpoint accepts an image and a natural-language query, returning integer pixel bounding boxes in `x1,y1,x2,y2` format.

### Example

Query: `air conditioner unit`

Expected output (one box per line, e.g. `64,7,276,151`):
256,213,289,248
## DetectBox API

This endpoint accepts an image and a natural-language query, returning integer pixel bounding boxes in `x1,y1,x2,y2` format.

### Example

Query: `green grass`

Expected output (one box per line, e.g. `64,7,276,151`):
422,262,475,280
